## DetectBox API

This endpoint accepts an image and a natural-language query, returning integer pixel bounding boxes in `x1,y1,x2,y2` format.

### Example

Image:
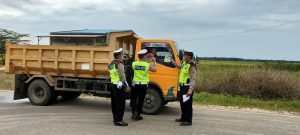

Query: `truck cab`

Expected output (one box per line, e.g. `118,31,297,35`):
133,39,180,114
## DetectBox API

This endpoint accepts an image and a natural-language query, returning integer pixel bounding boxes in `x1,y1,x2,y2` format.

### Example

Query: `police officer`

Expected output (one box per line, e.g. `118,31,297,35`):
171,50,197,126
108,48,130,126
131,49,156,121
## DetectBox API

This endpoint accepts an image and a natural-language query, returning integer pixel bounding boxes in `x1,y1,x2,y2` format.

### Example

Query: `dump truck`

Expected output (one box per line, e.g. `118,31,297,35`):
5,29,181,114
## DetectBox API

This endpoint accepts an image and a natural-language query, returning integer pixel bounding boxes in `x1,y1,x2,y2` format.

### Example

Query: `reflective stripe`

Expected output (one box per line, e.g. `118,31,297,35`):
179,83,190,86
133,82,148,85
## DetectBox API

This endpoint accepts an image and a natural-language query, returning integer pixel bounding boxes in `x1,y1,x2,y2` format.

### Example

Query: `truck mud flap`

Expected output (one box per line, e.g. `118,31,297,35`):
14,74,29,100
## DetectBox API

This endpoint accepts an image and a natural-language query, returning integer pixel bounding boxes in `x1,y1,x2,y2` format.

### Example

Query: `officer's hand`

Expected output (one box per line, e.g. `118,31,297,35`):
170,59,176,64
152,57,156,62
187,90,193,96
125,87,131,93
117,81,123,89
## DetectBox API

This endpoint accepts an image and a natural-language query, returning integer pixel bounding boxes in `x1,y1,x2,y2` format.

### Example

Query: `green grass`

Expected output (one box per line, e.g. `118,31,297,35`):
293,71,300,78
196,60,300,112
198,60,300,79
0,70,14,90
200,60,261,67
194,92,300,113
0,56,3,65
197,60,255,90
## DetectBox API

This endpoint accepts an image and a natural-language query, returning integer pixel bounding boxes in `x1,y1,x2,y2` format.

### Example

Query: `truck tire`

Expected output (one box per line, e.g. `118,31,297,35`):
60,91,81,100
142,88,163,115
27,79,55,106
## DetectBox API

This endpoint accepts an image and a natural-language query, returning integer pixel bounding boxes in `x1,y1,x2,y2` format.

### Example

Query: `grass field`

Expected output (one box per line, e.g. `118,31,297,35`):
0,70,14,90
198,60,300,78
197,60,300,91
195,60,300,112
194,92,300,113
197,60,254,86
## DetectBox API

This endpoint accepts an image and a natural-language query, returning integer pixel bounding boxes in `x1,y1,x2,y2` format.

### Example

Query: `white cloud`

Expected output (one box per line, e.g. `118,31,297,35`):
0,7,23,18
0,0,300,60
0,10,22,18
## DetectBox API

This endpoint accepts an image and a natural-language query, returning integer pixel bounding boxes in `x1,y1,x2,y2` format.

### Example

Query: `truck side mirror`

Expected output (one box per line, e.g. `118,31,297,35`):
178,49,184,61
194,55,198,64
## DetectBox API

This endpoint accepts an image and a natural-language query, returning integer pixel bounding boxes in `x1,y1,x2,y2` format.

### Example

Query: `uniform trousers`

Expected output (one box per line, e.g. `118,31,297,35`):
110,84,126,122
130,84,147,115
179,85,193,123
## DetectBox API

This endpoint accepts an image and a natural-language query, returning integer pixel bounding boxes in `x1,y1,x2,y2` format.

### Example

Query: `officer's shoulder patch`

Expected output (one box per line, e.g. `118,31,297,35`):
108,64,115,70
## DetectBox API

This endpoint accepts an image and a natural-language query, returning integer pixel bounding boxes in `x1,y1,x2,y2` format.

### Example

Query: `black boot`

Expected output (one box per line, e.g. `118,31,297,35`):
175,118,183,122
135,115,143,121
114,121,128,126
180,122,192,126
131,114,137,120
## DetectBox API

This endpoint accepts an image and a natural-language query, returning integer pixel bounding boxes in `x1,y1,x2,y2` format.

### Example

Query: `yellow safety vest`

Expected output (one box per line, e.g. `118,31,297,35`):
132,61,150,83
108,63,120,83
179,61,191,84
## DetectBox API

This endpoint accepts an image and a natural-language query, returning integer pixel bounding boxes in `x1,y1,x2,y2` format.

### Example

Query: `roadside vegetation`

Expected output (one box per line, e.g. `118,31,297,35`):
0,28,29,65
195,60,300,112
0,28,29,90
0,70,14,90
194,92,300,113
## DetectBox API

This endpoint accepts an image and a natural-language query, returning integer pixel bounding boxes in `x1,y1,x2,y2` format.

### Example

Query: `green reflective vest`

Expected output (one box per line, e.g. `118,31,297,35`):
179,61,191,84
108,63,120,83
132,61,150,83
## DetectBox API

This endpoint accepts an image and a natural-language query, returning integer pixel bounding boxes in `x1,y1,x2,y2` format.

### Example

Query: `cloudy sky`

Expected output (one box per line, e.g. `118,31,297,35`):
1,0,300,60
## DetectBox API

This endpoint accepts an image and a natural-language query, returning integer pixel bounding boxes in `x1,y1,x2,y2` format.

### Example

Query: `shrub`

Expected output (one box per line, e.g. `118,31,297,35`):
260,62,300,72
198,68,300,100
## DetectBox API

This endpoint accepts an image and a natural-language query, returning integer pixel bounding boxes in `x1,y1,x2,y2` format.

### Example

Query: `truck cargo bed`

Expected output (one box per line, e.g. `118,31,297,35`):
5,31,138,78
6,44,112,78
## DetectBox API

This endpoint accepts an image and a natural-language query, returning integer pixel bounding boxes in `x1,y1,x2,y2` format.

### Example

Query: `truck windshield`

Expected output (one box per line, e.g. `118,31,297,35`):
141,42,175,68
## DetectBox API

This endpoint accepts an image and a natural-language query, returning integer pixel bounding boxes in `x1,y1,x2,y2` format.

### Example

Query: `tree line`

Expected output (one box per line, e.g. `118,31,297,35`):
0,28,29,65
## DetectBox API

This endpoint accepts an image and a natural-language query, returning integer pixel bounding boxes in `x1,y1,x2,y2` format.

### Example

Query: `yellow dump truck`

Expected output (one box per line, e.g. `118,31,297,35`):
5,29,182,114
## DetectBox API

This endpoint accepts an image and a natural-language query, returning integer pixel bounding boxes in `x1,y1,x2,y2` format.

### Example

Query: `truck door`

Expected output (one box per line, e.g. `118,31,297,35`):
139,41,180,97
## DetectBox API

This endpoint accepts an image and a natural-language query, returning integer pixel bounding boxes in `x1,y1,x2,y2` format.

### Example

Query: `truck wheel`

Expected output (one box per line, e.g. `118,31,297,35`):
142,88,163,115
60,91,81,100
27,79,55,106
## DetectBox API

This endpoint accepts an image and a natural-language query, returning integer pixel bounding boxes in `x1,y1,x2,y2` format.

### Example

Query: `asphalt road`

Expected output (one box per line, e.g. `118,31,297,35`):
0,91,299,135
